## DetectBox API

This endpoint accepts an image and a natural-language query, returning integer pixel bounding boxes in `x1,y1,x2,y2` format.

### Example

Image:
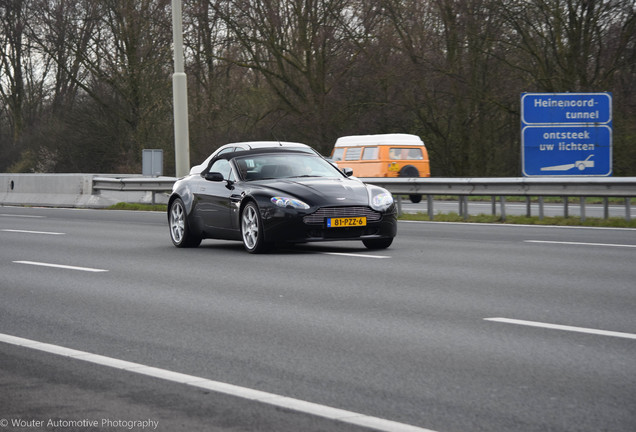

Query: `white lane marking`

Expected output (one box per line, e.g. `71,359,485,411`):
13,261,108,273
485,318,636,340
1,214,45,218
322,252,391,259
524,240,636,248
2,229,65,235
0,333,437,432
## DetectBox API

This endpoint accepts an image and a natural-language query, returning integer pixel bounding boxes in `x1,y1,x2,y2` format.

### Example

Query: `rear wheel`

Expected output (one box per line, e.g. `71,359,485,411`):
399,165,422,203
362,238,393,250
169,198,202,248
241,202,271,253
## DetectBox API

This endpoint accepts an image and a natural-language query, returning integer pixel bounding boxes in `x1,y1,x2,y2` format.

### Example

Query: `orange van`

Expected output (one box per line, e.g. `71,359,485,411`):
330,134,429,203
331,133,430,178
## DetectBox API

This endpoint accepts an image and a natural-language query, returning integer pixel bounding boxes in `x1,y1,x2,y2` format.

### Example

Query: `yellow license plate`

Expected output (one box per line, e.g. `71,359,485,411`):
326,217,367,228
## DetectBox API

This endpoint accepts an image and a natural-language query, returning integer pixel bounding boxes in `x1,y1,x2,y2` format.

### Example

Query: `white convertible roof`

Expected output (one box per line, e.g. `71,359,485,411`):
189,141,313,175
227,141,310,149
334,133,425,147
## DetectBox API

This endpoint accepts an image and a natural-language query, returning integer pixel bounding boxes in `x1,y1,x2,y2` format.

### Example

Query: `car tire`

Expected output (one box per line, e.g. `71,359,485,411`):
399,165,422,203
169,198,202,248
241,201,271,253
362,238,393,250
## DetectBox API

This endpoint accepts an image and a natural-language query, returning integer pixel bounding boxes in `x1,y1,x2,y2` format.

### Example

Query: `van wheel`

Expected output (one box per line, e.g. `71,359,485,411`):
399,165,421,203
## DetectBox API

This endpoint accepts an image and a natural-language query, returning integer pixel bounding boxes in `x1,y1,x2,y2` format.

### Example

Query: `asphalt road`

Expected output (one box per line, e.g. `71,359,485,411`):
1,206,635,432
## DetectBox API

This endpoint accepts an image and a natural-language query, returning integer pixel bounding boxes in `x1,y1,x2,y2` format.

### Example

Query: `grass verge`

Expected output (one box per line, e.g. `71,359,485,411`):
107,202,168,212
399,212,636,228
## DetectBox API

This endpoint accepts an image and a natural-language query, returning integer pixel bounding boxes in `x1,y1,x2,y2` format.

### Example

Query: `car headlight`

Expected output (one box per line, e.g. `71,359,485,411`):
369,188,394,211
271,196,310,210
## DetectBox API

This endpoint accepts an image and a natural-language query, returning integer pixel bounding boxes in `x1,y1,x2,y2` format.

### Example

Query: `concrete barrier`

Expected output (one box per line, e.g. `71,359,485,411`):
0,174,169,208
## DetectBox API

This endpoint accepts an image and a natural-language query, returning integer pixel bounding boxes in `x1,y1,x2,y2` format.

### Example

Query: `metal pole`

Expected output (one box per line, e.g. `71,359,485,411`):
172,0,190,178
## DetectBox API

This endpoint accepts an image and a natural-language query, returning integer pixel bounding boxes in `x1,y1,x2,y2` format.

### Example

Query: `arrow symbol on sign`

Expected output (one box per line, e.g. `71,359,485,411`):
541,155,594,171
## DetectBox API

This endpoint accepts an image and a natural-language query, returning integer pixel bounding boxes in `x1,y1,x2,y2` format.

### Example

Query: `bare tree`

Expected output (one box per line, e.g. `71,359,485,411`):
0,0,29,152
498,0,636,91
209,0,366,151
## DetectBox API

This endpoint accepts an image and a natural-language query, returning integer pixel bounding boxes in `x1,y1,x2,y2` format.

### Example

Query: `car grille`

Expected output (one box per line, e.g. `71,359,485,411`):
303,206,382,225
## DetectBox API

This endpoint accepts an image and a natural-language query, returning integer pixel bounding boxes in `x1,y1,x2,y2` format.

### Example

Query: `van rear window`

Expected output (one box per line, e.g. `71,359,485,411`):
389,148,424,160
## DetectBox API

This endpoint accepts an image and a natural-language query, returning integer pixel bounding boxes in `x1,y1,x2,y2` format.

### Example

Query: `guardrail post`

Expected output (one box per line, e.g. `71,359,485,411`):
500,196,506,221
395,195,402,217
580,197,586,222
459,196,468,220
525,197,531,217
626,198,632,222
538,196,544,220
427,195,434,221
564,196,569,218
603,197,609,219
491,196,496,216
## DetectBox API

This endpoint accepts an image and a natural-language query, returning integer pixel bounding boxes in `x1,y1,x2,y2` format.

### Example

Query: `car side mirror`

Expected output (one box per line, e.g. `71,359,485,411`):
205,172,224,182
342,167,354,177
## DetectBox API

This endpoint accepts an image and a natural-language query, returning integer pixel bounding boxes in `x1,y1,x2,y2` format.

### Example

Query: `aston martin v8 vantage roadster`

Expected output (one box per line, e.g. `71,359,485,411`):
168,147,397,253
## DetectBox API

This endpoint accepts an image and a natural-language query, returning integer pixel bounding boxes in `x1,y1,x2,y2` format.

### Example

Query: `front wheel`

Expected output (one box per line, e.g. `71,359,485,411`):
169,198,202,248
362,238,393,250
241,202,271,253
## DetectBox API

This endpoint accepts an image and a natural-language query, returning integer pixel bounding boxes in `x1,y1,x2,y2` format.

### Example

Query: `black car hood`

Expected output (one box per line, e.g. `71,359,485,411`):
250,177,370,207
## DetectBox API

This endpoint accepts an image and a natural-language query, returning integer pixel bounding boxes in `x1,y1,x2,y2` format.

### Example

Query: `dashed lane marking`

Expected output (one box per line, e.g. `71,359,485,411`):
524,240,636,248
485,318,636,340
13,261,108,273
322,252,391,259
2,229,64,235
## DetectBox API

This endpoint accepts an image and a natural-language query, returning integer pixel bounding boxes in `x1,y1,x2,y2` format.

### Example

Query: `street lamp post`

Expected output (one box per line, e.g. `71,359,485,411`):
171,0,190,177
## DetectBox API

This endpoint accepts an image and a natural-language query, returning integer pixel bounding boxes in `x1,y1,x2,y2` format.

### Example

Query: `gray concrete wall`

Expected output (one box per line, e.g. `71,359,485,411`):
0,174,168,208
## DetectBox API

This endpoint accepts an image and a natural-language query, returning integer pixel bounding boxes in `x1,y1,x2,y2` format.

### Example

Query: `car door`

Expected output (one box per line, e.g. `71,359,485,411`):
196,158,235,234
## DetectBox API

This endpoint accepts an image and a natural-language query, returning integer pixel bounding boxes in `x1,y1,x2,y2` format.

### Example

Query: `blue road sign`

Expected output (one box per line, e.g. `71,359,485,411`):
522,93,612,125
522,125,612,176
521,93,612,177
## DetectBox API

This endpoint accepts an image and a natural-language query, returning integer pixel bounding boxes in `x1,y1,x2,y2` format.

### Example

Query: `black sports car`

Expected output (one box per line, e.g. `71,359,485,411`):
168,148,397,253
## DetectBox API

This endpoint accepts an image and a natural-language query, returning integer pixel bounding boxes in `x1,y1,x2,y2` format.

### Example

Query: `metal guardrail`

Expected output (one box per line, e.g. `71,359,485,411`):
92,176,636,221
92,176,176,205
92,176,177,192
360,177,635,221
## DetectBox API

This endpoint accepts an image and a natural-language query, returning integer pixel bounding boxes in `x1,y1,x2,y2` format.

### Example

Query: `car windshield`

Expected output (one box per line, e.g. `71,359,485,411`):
234,153,344,181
